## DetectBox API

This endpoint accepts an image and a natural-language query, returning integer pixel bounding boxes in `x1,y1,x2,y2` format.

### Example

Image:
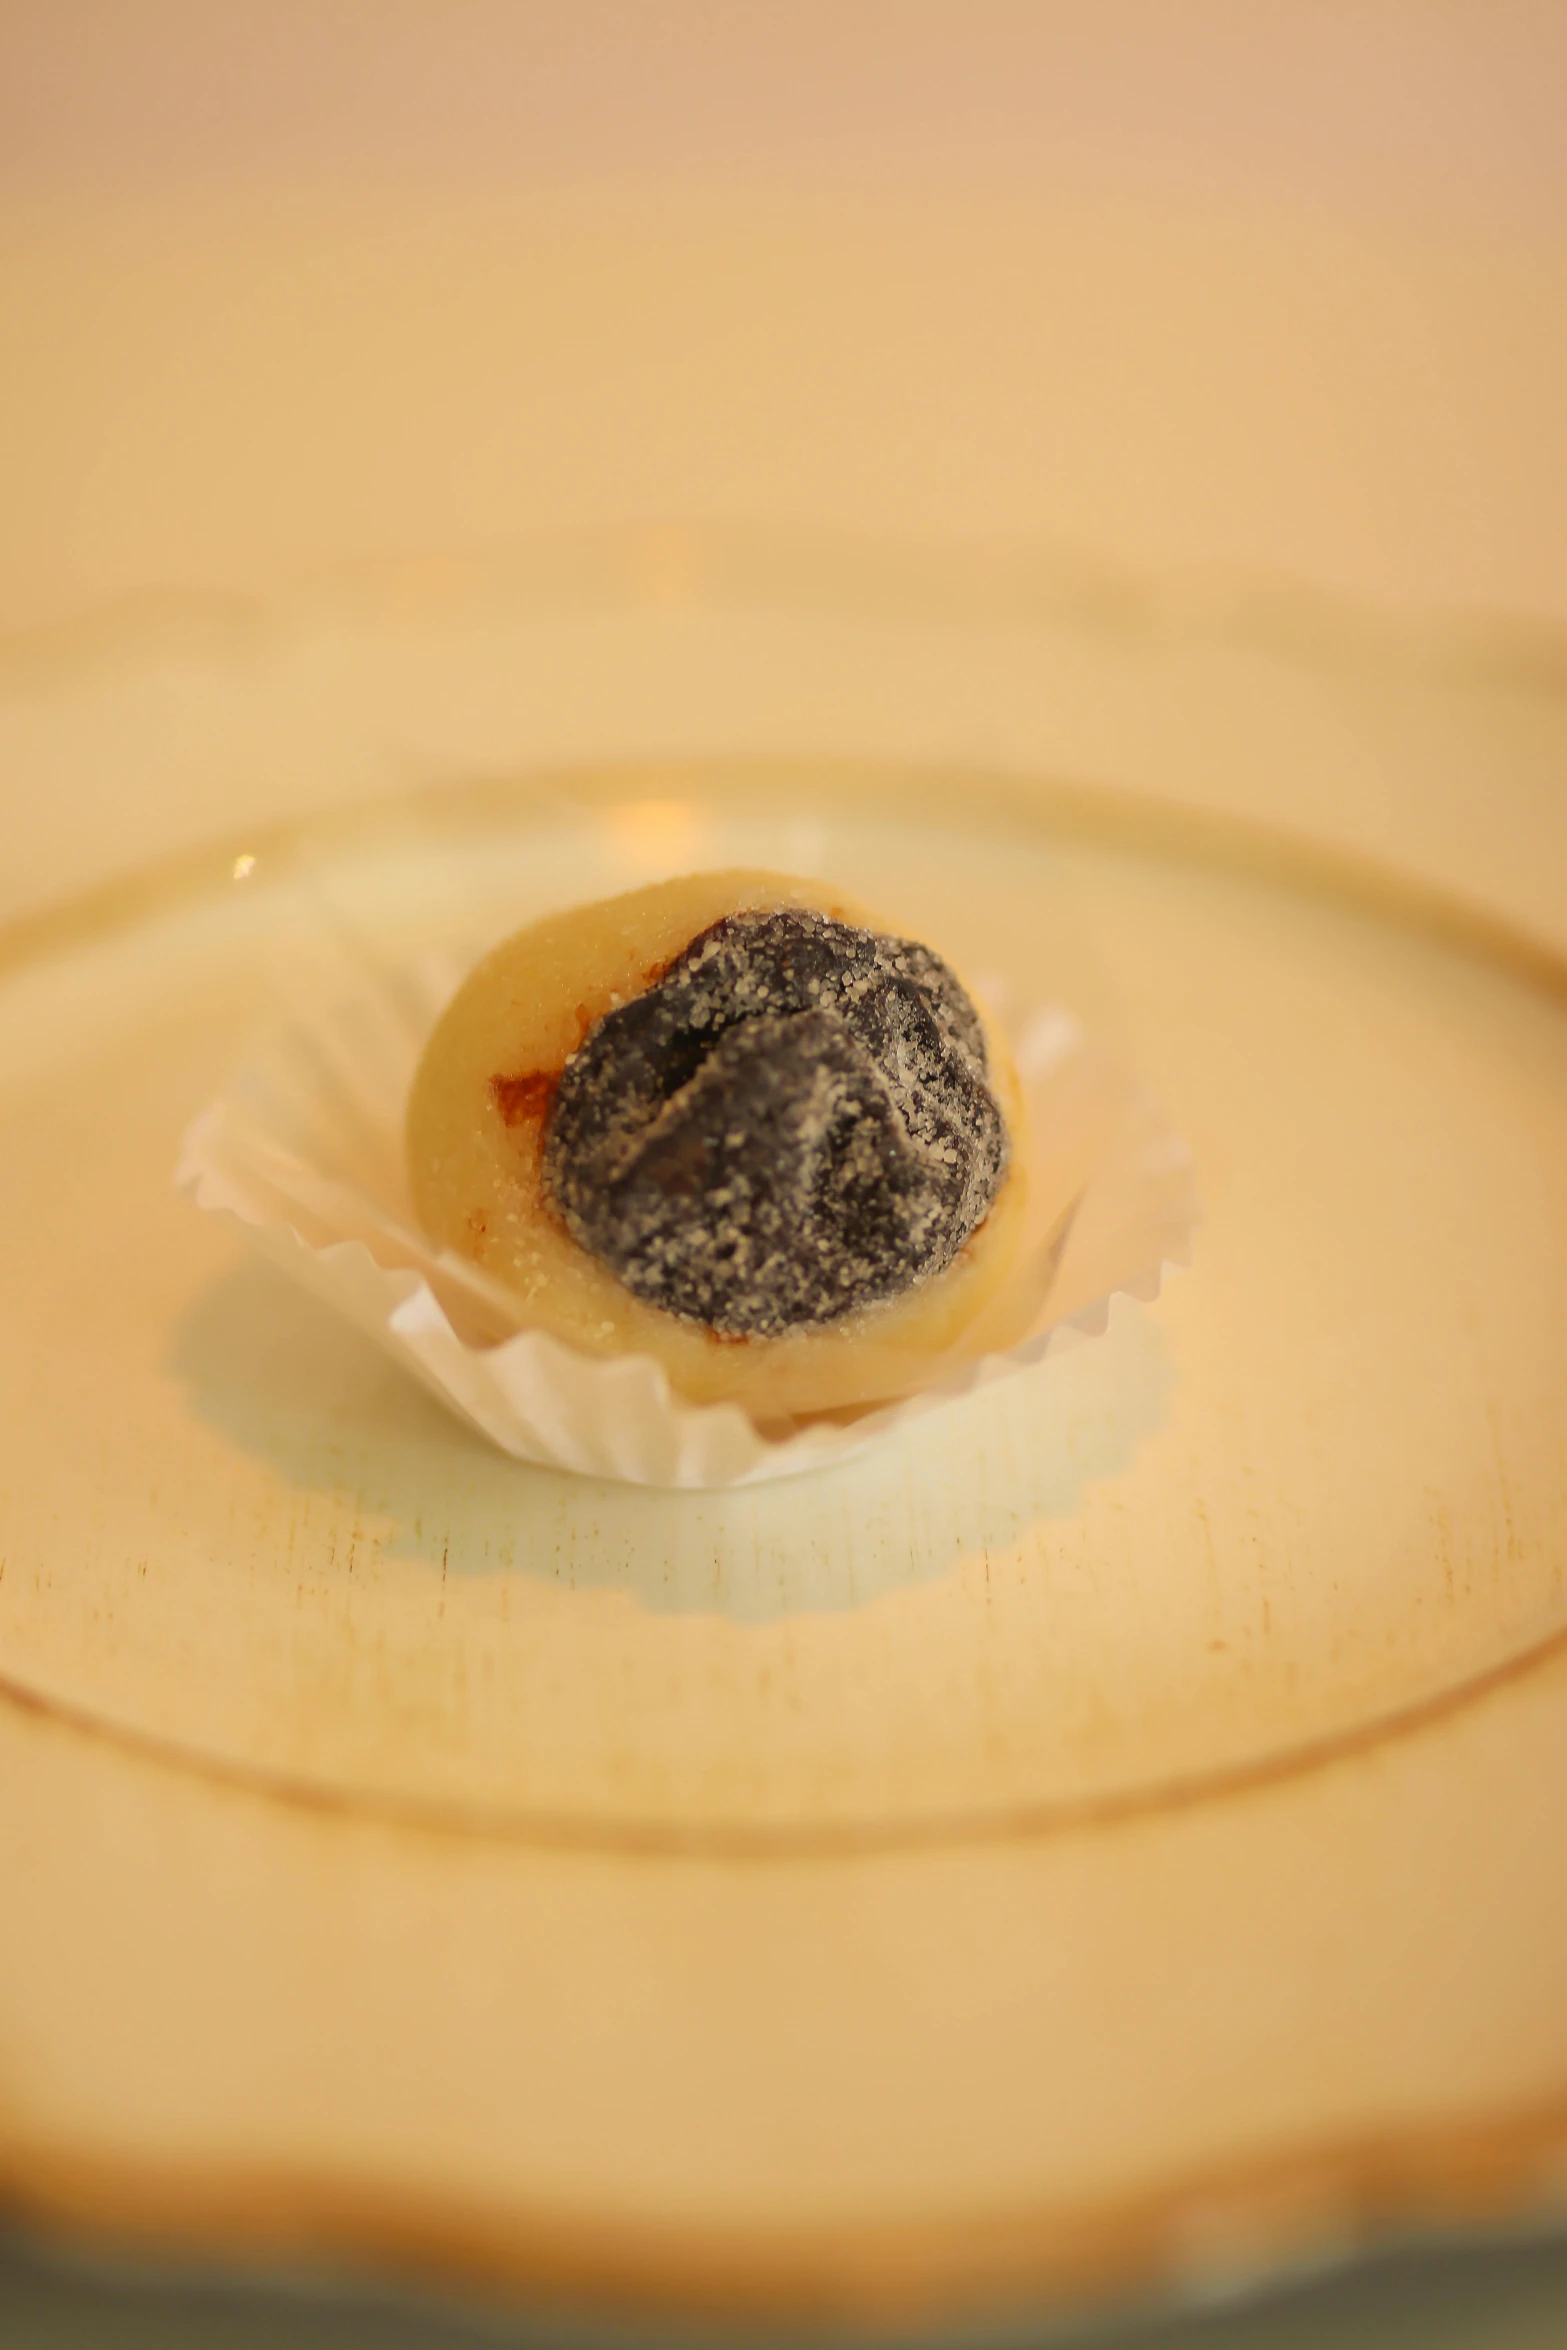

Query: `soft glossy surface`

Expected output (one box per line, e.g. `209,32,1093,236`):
406,869,1027,1410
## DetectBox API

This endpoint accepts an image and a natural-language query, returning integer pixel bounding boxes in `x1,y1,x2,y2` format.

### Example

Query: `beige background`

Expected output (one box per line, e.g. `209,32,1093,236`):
3,9,1567,2346
2,2,1567,664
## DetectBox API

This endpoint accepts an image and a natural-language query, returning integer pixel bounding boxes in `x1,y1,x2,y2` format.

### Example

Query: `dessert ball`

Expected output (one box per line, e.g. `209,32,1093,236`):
406,870,1025,1415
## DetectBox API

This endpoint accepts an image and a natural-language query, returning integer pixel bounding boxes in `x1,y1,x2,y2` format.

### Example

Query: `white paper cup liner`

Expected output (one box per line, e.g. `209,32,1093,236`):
177,953,1197,1487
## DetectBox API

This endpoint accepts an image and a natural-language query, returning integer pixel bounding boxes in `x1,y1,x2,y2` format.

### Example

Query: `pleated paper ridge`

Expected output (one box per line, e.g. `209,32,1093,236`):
178,959,1197,1487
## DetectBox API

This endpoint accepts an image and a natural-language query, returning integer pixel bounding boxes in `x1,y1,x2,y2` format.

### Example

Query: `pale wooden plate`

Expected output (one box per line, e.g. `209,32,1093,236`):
1,555,1566,2332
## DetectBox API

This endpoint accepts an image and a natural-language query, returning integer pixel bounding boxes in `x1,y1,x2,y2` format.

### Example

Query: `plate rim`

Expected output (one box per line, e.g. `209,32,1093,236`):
4,754,1567,2327
2,753,1567,1858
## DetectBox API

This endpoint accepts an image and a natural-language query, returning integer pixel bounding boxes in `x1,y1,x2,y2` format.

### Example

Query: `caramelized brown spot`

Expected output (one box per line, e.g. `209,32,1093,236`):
490,1068,559,1126
576,982,645,1047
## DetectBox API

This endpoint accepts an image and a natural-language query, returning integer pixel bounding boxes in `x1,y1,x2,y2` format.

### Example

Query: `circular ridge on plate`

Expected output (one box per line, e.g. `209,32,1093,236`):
0,762,1564,1852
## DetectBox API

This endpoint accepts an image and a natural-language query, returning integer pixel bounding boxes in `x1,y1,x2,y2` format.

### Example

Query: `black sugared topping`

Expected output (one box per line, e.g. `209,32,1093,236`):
543,908,1009,1337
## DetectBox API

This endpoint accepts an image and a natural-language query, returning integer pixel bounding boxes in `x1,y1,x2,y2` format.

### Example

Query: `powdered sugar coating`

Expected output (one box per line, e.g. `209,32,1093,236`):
544,909,1010,1336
